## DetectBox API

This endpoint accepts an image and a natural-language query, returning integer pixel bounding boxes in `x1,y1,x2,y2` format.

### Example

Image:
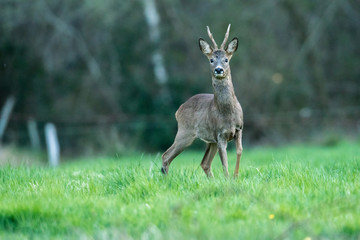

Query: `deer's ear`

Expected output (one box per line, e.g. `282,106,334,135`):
226,37,238,55
199,38,213,55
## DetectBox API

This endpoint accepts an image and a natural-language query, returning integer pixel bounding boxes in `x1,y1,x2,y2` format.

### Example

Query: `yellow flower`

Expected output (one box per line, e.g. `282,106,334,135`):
269,214,275,220
304,237,311,240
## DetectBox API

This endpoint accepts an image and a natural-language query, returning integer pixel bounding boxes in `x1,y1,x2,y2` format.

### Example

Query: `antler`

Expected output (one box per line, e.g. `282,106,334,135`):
207,26,218,49
220,24,231,49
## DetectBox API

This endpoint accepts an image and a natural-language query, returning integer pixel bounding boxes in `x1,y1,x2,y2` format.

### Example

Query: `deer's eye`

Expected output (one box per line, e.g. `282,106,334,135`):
210,59,214,63
225,58,228,63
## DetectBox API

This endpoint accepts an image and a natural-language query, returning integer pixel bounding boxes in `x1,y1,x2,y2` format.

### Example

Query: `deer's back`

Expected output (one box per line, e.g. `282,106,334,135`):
175,94,214,127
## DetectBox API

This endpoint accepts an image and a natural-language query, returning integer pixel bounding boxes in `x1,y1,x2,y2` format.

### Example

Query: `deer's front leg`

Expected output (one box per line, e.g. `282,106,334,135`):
217,136,229,177
234,129,243,178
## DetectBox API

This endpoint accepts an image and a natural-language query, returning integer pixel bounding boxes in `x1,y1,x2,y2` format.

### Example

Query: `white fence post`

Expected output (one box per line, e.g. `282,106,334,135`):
27,119,41,150
45,123,60,167
0,96,16,143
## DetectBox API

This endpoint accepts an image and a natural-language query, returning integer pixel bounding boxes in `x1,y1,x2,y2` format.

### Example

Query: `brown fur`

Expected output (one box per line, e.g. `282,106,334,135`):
161,25,243,178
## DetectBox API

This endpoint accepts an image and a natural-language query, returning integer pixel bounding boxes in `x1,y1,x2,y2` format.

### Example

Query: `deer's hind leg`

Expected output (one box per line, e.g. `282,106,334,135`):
200,143,218,177
161,130,195,174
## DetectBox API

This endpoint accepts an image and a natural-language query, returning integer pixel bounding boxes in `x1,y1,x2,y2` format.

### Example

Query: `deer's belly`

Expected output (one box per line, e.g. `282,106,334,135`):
196,129,217,143
196,127,236,144
199,137,216,143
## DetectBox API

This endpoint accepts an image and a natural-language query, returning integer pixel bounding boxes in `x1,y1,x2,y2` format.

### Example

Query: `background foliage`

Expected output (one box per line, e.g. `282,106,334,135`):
1,0,359,153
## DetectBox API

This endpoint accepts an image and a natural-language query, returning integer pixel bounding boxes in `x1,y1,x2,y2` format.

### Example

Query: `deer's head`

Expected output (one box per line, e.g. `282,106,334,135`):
199,24,238,79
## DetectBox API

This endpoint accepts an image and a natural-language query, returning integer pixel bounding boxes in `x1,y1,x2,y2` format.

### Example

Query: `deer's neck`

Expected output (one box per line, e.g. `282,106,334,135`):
212,74,237,114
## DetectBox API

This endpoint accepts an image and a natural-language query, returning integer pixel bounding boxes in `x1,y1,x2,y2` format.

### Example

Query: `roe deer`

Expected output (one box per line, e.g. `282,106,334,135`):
161,24,243,178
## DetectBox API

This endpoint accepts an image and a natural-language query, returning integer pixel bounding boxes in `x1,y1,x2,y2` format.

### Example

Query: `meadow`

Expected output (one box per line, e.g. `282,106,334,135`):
0,140,359,239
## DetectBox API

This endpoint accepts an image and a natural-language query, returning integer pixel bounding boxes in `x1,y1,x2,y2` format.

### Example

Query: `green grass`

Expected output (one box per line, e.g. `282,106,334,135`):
1,141,360,239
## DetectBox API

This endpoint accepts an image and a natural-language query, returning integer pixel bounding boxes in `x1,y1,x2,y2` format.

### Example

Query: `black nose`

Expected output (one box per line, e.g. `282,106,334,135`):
214,68,224,74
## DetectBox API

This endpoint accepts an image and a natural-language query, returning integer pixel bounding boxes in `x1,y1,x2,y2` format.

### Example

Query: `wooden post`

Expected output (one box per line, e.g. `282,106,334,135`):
44,123,60,167
0,96,16,143
27,119,41,150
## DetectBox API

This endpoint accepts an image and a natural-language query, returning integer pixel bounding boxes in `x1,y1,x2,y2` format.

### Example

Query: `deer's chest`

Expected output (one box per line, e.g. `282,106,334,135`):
216,113,240,141
197,111,241,144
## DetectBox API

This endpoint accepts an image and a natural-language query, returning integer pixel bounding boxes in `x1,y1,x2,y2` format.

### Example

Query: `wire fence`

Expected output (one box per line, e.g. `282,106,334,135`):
2,104,359,155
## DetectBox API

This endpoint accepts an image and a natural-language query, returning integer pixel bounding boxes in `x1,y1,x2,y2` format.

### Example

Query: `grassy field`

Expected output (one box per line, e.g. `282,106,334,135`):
0,140,359,239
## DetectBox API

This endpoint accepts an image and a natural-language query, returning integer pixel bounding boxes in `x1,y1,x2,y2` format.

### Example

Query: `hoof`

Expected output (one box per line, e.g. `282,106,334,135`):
161,167,167,175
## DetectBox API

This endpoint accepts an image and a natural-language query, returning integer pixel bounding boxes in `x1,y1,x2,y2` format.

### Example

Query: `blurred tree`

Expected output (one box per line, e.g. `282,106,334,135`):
0,0,359,153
